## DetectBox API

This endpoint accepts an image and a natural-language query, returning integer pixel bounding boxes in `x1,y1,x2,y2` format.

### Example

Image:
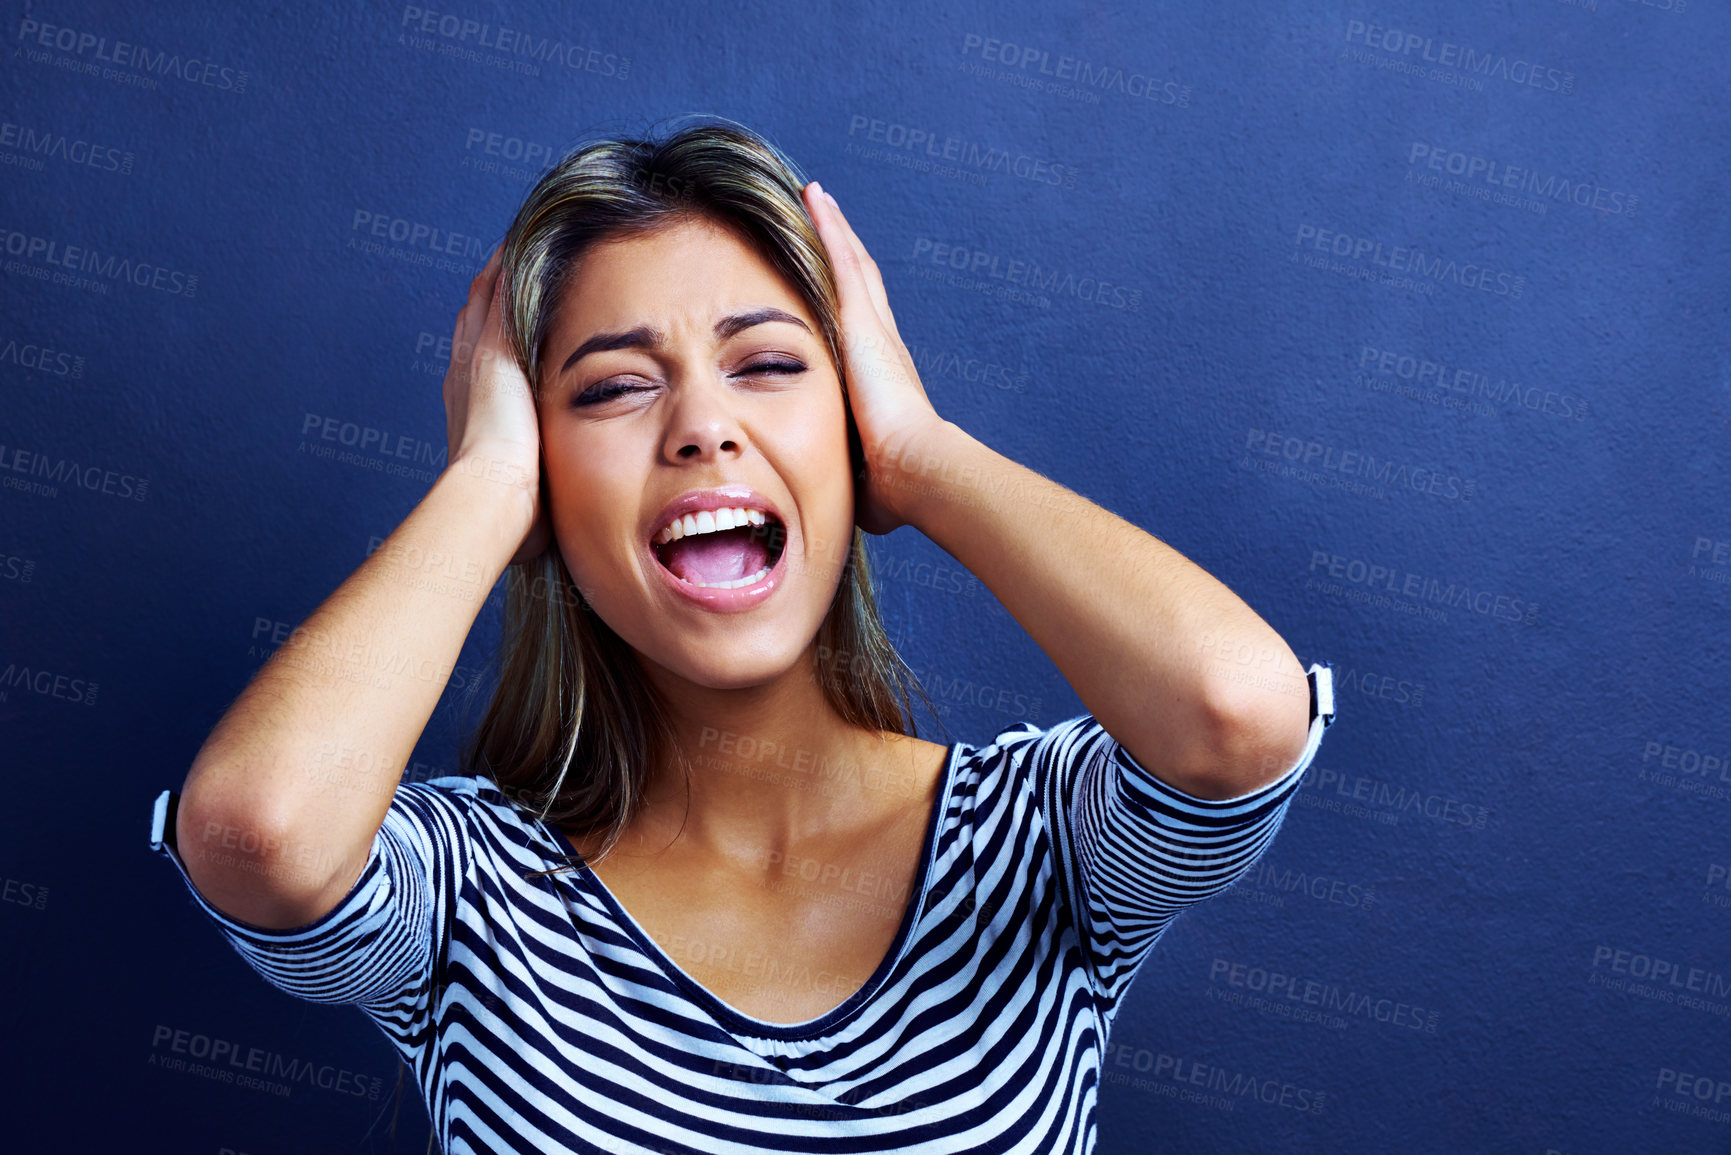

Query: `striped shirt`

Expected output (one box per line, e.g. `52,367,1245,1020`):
150,664,1336,1153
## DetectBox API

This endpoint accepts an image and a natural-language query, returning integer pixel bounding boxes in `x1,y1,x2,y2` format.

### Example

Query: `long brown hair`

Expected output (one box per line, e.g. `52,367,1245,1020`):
458,115,936,867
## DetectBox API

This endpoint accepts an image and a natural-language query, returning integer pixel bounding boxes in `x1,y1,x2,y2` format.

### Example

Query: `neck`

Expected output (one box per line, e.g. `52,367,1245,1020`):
631,641,923,856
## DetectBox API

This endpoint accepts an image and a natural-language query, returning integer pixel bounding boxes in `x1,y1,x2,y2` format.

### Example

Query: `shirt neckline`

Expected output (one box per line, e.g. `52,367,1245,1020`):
542,738,965,1041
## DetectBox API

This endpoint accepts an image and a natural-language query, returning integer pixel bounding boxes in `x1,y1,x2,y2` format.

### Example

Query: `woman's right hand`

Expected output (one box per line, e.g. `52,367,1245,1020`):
443,243,552,566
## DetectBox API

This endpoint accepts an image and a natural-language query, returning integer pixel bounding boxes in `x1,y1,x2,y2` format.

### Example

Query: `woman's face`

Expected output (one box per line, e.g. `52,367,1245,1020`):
536,213,855,692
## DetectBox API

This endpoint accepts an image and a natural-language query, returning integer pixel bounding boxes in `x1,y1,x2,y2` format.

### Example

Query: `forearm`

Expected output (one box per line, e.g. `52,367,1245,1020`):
884,421,1311,798
177,452,532,911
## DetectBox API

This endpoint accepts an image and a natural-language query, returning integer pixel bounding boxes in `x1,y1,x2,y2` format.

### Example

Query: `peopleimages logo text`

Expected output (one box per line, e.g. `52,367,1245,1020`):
1308,550,1538,625
1407,144,1635,216
0,230,197,296
398,6,631,77
16,18,248,91
1344,20,1572,94
1294,224,1524,299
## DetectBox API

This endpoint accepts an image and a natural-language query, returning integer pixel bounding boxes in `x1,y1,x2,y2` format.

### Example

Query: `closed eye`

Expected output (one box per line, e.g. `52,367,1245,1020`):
736,359,807,378
573,380,652,406
573,360,808,407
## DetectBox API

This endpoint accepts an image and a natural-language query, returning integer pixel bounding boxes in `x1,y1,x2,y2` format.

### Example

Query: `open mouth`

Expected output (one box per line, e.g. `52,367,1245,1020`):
650,507,787,590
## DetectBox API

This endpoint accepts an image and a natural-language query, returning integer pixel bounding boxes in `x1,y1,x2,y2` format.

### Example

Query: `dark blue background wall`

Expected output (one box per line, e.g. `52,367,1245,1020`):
4,1,1728,1152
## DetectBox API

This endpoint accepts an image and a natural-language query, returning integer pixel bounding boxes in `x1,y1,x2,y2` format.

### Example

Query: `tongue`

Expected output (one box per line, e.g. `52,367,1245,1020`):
660,527,769,585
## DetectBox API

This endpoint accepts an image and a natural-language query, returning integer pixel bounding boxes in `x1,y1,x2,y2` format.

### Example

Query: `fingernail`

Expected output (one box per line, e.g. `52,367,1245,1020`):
824,190,839,209
809,180,824,200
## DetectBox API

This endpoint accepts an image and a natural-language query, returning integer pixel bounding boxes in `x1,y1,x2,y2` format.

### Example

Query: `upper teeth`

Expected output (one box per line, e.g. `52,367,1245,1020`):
654,506,767,546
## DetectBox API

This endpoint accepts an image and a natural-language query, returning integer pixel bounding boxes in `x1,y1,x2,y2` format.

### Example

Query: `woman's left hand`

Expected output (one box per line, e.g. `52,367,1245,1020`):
803,180,947,536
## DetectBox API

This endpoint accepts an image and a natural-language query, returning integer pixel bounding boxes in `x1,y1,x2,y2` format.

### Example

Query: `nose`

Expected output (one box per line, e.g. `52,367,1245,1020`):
661,374,747,465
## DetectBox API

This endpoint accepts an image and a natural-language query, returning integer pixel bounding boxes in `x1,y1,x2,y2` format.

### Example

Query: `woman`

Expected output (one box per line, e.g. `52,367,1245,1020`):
150,117,1337,1153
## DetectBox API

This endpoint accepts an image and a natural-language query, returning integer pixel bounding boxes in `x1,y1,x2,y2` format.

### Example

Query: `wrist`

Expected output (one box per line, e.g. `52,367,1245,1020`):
874,419,978,530
439,448,538,536
447,442,537,497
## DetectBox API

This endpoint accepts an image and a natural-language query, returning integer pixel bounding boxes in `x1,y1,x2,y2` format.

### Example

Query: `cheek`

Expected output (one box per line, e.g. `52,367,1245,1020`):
777,388,856,552
541,431,639,582
786,381,854,469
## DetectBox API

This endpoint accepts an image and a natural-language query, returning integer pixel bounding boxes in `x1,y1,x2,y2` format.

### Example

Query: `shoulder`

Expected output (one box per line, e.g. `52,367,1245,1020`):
968,715,1102,765
887,730,952,766
951,716,1119,810
877,730,953,806
385,773,516,837
396,772,493,807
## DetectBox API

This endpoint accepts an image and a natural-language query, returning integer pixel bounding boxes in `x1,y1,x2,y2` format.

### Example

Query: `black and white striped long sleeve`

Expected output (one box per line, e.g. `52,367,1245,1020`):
997,662,1336,1013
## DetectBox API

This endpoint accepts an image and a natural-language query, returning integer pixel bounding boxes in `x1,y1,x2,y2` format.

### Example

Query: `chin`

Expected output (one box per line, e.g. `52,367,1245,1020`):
639,631,816,693
571,531,846,694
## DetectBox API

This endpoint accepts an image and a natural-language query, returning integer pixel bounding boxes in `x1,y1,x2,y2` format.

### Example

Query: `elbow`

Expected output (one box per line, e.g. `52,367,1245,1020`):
175,791,287,886
1180,680,1313,801
175,789,349,926
177,769,291,870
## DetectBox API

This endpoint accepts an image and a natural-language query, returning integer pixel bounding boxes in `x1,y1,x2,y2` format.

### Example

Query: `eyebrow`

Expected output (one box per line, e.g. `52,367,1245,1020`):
557,307,812,377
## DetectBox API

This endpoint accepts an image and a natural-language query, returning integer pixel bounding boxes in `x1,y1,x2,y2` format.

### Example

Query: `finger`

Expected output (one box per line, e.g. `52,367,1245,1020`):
804,188,917,399
466,245,504,315
474,242,502,287
473,273,529,404
832,211,901,348
454,248,504,365
805,183,873,319
813,187,900,343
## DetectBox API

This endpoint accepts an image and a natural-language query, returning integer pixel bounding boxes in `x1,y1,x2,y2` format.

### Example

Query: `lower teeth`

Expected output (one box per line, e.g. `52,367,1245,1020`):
688,565,771,590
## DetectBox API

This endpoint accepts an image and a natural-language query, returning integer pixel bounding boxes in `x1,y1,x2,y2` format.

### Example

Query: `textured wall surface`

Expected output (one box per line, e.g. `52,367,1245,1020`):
3,1,1728,1152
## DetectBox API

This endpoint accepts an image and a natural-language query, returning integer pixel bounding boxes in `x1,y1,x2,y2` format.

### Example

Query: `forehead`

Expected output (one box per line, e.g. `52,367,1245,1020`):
549,214,815,338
